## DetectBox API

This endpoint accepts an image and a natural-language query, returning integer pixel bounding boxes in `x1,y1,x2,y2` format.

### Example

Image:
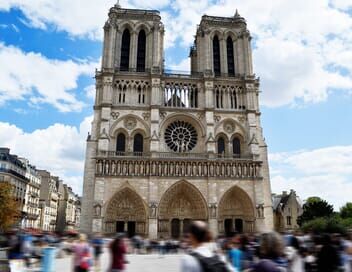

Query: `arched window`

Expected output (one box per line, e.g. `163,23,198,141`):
233,137,241,157
213,35,221,76
120,29,130,71
217,137,225,156
137,30,146,72
133,133,143,155
227,37,235,76
116,133,126,154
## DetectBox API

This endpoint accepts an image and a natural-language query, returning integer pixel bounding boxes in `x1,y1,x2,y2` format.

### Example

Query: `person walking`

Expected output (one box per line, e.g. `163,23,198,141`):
110,234,127,272
181,221,235,272
91,233,104,271
72,234,93,272
229,235,242,271
250,232,288,272
316,234,339,272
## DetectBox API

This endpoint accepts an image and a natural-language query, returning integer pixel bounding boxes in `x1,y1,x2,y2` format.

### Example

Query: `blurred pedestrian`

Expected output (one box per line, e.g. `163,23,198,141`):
72,233,93,272
181,221,235,272
110,234,127,272
285,236,303,272
316,234,339,272
229,235,242,271
250,232,287,272
91,233,104,270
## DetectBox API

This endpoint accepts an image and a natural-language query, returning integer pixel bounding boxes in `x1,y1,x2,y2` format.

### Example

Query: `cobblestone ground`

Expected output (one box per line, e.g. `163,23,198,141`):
55,252,181,272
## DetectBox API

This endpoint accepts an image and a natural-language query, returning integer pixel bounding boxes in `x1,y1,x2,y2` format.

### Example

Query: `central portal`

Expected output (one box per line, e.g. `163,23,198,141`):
158,181,208,238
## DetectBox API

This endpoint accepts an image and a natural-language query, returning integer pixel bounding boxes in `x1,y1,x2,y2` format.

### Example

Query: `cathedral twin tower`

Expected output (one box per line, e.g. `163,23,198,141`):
81,4,273,238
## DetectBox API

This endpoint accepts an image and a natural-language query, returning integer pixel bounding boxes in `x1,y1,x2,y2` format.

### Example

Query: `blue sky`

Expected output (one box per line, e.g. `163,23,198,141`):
0,0,351,209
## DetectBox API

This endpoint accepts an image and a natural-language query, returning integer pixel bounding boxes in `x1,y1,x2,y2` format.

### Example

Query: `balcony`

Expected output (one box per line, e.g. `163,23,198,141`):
95,151,261,179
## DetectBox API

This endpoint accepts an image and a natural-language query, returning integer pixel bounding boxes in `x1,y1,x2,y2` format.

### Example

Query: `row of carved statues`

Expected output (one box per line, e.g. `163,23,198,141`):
95,159,261,178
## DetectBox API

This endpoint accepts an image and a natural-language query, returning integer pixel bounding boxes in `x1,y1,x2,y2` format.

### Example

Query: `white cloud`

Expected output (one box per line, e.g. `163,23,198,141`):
0,116,93,195
270,145,352,209
1,0,352,108
0,43,97,112
84,84,96,100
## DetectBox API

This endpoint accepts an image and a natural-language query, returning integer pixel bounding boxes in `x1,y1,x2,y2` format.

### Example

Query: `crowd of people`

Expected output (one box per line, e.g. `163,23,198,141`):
1,224,352,271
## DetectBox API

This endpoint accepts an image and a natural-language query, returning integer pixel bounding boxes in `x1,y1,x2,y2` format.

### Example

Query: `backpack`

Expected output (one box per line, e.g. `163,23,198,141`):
190,252,230,272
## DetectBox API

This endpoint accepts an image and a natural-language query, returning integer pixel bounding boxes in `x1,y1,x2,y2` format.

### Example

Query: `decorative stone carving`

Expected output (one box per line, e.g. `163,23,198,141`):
94,204,102,217
209,203,217,219
238,116,246,123
149,202,157,218
111,111,120,120
159,111,167,120
142,112,150,121
214,115,221,123
196,112,204,120
206,132,215,143
124,117,137,130
99,128,109,139
223,121,235,134
256,204,264,218
249,133,259,145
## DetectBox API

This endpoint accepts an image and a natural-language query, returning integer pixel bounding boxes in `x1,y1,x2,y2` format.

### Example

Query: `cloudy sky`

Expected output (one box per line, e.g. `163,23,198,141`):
0,0,351,209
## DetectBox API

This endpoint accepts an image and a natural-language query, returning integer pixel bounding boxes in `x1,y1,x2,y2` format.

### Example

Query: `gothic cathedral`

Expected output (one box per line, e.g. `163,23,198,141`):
81,3,274,238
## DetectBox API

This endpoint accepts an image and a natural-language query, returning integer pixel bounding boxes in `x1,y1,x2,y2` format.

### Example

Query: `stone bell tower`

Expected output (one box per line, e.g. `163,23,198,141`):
81,4,274,237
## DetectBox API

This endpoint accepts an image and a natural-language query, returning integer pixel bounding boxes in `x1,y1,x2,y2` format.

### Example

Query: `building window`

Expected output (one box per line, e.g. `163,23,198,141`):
137,30,146,72
0,175,4,181
287,216,292,226
233,137,241,157
116,133,126,154
213,35,221,76
227,37,235,76
120,29,131,71
133,133,144,155
217,137,225,156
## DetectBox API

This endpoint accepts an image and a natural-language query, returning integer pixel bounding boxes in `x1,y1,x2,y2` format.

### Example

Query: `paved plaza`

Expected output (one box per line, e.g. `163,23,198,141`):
55,252,181,272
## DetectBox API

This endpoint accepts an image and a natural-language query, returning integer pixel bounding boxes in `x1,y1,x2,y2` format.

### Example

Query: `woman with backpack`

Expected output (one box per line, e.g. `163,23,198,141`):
72,234,93,272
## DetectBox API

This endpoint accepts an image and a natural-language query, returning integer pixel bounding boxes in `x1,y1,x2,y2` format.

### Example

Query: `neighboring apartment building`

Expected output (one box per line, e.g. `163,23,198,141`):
272,190,303,232
57,181,80,232
20,158,41,229
38,170,60,231
0,148,28,227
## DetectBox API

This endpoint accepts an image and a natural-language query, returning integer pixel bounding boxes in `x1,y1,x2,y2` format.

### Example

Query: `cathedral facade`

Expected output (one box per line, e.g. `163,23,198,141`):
81,3,274,238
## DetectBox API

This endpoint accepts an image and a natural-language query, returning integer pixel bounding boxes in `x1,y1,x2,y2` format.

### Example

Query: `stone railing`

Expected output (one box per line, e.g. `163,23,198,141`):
95,157,261,179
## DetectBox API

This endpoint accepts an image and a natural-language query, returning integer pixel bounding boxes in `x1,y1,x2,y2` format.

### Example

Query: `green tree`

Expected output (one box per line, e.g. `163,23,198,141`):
0,182,19,232
298,197,334,226
340,202,352,219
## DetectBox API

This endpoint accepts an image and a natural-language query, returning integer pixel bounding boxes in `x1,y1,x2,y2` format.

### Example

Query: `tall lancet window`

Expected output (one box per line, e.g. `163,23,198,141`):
217,137,225,156
133,133,144,155
116,133,126,155
213,35,221,76
233,137,241,157
227,37,235,76
120,29,130,71
137,30,146,72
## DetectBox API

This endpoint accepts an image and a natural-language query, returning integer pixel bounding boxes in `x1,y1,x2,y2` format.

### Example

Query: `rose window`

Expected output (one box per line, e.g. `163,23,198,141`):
165,120,198,152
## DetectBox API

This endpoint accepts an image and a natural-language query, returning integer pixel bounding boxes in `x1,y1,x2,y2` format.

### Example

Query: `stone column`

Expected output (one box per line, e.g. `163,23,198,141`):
130,31,137,70
220,37,227,75
101,22,111,68
108,25,117,68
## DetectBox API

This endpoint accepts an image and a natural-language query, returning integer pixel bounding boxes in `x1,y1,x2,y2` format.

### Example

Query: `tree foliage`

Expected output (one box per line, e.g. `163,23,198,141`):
298,197,334,226
0,182,19,232
340,202,352,219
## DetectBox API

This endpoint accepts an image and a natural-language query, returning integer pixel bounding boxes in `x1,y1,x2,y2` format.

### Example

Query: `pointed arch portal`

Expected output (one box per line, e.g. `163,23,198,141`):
158,181,208,238
218,186,255,235
105,187,147,237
